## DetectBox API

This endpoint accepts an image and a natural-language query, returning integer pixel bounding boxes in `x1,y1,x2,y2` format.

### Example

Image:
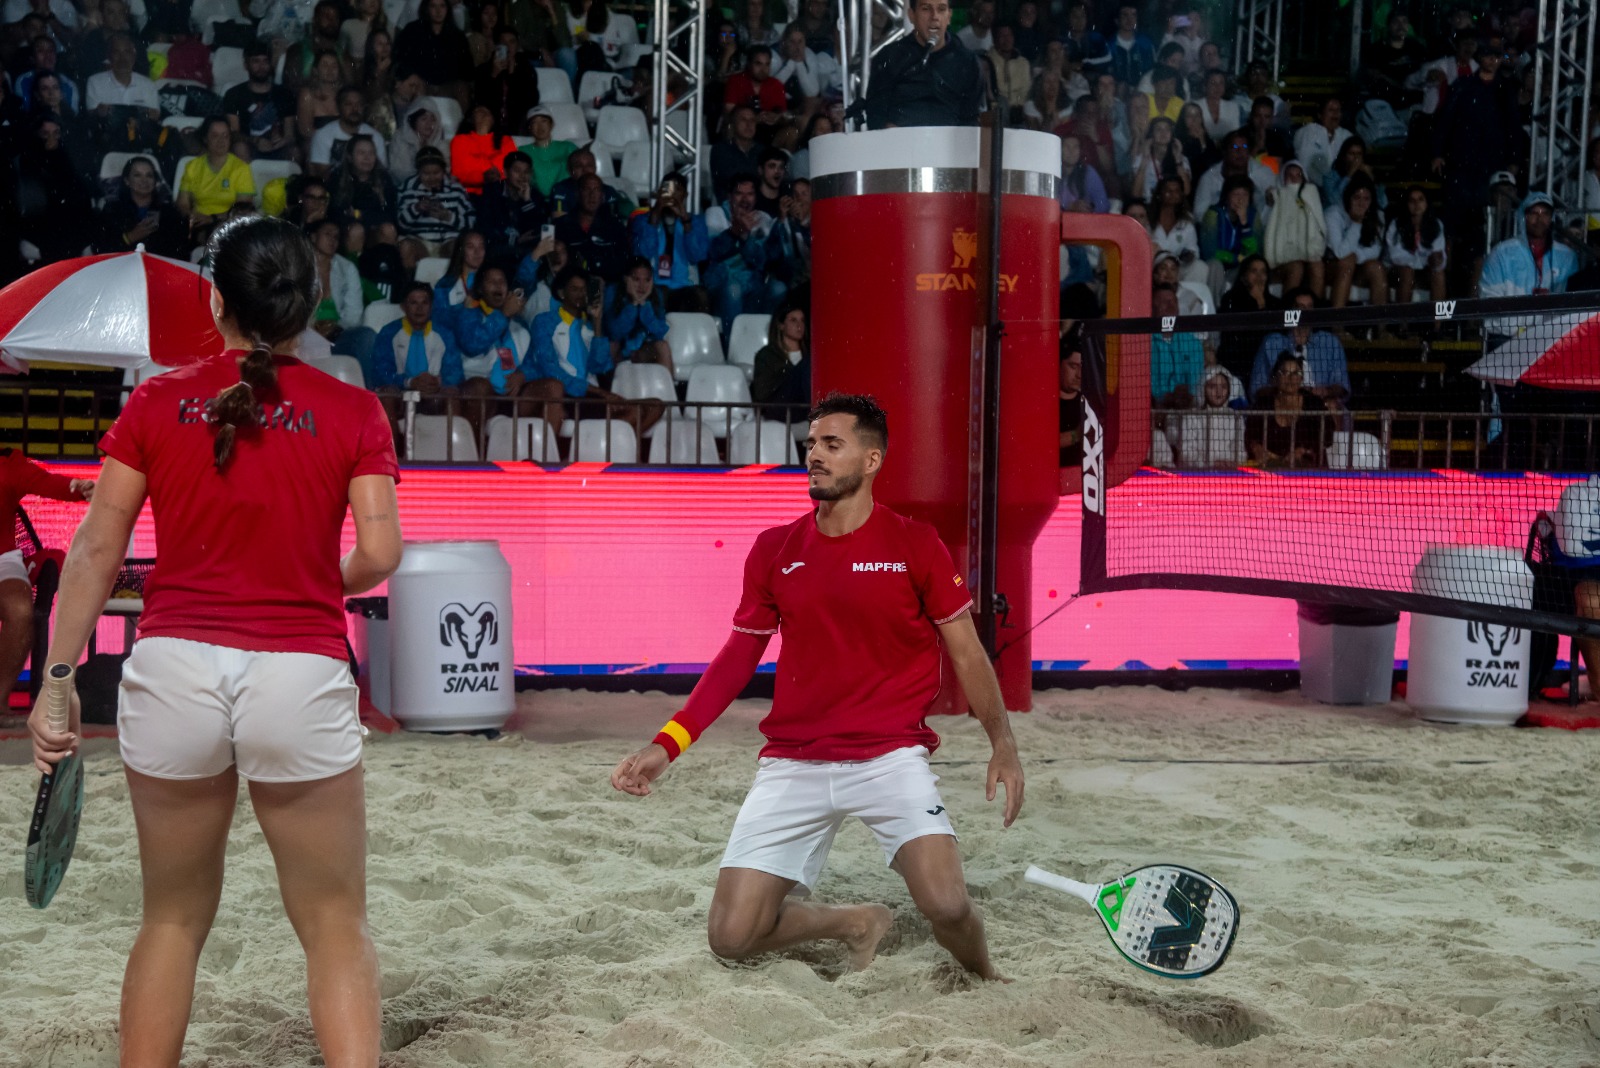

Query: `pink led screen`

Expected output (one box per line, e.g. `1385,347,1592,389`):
24,462,1579,673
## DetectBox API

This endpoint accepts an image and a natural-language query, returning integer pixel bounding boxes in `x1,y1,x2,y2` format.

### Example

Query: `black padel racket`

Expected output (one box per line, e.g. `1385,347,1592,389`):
1025,864,1239,979
25,664,83,909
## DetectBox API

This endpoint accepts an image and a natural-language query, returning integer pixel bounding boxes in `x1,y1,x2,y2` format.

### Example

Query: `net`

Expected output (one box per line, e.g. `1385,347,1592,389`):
1074,290,1600,639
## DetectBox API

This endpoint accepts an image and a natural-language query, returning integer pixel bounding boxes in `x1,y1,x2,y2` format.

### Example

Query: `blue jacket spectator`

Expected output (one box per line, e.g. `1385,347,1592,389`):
1481,191,1579,339
1250,331,1350,402
764,191,813,288
630,176,710,293
530,279,604,397
1106,6,1154,86
455,267,535,395
705,178,784,333
372,284,465,390
606,293,669,361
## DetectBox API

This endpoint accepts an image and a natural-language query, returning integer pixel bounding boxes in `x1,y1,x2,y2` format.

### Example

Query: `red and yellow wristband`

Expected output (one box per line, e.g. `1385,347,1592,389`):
653,716,696,761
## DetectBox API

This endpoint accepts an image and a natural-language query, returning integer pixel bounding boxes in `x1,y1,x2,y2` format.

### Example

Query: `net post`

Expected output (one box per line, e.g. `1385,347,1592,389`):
974,114,1005,658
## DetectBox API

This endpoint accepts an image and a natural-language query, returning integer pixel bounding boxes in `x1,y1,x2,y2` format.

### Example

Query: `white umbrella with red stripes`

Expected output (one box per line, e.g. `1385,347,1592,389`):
0,249,219,372
1466,311,1600,390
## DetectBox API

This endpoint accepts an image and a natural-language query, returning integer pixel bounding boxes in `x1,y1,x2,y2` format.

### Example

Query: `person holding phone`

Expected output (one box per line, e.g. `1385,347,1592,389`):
628,172,711,311
472,28,540,133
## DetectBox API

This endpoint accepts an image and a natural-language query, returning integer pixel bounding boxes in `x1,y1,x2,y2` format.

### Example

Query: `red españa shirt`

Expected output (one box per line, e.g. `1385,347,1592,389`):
0,449,82,554
730,504,973,761
99,352,400,659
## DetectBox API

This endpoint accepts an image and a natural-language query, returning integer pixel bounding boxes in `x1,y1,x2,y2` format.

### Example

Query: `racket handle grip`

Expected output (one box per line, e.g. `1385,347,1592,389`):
45,663,75,734
1024,865,1100,905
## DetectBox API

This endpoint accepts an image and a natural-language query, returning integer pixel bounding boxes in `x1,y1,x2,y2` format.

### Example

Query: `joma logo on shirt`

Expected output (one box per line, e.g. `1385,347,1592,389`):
177,397,318,436
852,562,907,572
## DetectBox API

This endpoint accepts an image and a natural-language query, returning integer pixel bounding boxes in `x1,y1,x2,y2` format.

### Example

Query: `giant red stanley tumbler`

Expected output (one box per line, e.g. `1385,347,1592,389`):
809,128,1063,710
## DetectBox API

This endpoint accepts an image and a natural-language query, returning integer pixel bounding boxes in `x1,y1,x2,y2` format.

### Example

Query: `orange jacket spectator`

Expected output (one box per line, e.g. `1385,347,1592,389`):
450,131,516,194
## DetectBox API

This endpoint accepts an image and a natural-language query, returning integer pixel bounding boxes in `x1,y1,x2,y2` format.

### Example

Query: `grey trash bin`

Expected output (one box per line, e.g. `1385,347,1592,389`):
1297,601,1399,705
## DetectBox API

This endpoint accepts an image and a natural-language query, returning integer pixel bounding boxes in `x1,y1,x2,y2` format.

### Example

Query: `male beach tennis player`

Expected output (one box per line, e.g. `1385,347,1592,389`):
0,450,94,699
611,393,1024,978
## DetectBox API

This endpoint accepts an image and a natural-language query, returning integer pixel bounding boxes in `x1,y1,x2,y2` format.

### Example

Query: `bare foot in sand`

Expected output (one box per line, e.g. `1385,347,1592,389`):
843,904,895,970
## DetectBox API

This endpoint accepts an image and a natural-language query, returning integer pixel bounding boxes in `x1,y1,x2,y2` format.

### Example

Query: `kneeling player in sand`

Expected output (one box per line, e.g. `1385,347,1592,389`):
610,393,1023,978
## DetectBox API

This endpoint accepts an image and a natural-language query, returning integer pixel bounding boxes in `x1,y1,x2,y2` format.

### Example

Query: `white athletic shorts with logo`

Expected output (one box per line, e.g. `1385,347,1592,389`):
118,637,363,783
720,745,956,894
0,548,31,587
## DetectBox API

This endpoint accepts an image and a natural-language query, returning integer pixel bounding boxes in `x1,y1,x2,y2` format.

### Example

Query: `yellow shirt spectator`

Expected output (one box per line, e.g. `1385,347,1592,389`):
179,154,256,217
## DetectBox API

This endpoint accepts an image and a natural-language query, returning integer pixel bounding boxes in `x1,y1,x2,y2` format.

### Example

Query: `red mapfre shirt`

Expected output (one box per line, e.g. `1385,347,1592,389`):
733,504,973,761
99,352,399,660
0,449,80,554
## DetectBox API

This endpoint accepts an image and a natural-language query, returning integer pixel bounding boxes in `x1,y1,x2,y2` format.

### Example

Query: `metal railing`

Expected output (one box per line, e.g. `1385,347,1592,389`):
1148,409,1600,473
393,393,812,464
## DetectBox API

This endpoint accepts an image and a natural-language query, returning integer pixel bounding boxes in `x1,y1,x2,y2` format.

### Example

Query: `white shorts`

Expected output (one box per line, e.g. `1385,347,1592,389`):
720,746,956,894
118,637,363,783
0,548,30,587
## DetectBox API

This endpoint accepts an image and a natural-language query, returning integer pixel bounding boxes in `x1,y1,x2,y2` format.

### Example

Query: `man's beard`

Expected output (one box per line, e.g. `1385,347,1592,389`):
809,469,863,501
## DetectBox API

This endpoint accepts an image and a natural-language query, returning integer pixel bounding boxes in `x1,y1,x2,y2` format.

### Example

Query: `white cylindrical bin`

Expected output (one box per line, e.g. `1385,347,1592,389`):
388,541,515,732
1406,545,1534,725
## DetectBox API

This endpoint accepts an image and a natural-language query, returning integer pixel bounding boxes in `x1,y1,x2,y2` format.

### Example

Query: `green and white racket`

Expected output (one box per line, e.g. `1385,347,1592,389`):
1025,863,1239,979
25,664,84,910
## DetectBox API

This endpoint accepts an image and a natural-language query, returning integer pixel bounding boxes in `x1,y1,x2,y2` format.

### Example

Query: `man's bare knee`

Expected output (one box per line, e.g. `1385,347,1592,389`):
915,890,974,930
706,919,760,960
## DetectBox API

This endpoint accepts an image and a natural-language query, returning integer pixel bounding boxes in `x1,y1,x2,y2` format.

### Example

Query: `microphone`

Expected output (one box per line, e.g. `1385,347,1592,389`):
922,33,939,65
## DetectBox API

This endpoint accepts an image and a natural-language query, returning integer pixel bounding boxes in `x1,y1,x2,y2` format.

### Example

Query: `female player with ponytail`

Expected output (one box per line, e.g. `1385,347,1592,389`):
28,216,403,1067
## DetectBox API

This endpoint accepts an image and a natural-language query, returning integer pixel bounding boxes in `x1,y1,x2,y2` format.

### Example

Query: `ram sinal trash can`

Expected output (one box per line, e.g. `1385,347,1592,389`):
388,541,515,732
1296,601,1399,705
1406,545,1534,726
345,596,391,715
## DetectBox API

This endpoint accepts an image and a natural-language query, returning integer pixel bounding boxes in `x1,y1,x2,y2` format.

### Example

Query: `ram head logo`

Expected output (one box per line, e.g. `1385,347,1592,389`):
1466,621,1519,657
440,602,499,659
951,229,977,269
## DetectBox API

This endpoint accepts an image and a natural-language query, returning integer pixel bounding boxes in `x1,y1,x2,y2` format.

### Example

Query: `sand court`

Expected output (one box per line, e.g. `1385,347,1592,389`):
2,687,1597,1067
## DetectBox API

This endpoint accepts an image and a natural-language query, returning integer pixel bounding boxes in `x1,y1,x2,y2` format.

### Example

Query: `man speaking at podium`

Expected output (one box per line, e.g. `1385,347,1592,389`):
864,0,982,129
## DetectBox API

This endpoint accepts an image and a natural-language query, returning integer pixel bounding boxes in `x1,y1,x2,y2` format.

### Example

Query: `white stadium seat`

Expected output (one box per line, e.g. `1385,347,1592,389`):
593,106,648,158
611,361,678,405
362,302,404,330
545,102,591,146
686,364,752,438
537,67,576,104
426,95,463,135
484,415,557,461
171,154,196,189
576,70,621,122
573,419,638,462
249,158,301,195
162,114,205,131
726,313,769,378
211,46,247,92
619,139,652,191
647,414,720,464
1328,431,1386,470
536,67,574,104
727,419,799,465
665,312,724,382
304,355,367,386
413,257,450,285
410,413,479,461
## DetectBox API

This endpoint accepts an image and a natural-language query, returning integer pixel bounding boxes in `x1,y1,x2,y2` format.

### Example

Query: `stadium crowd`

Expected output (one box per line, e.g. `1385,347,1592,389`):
0,0,1597,461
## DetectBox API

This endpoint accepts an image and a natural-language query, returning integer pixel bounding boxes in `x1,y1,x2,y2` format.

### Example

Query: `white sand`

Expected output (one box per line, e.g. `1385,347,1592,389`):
2,687,1598,1067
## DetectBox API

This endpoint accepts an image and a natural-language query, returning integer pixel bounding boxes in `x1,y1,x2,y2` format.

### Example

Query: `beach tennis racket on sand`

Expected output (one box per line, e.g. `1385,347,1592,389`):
25,664,83,910
1025,864,1239,979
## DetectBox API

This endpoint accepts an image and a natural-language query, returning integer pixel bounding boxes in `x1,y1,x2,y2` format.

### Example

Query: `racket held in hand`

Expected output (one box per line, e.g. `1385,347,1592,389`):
25,664,84,910
1025,863,1239,979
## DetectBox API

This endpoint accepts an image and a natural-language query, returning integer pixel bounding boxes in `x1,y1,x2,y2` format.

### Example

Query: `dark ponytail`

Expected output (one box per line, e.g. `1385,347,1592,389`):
205,216,319,471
